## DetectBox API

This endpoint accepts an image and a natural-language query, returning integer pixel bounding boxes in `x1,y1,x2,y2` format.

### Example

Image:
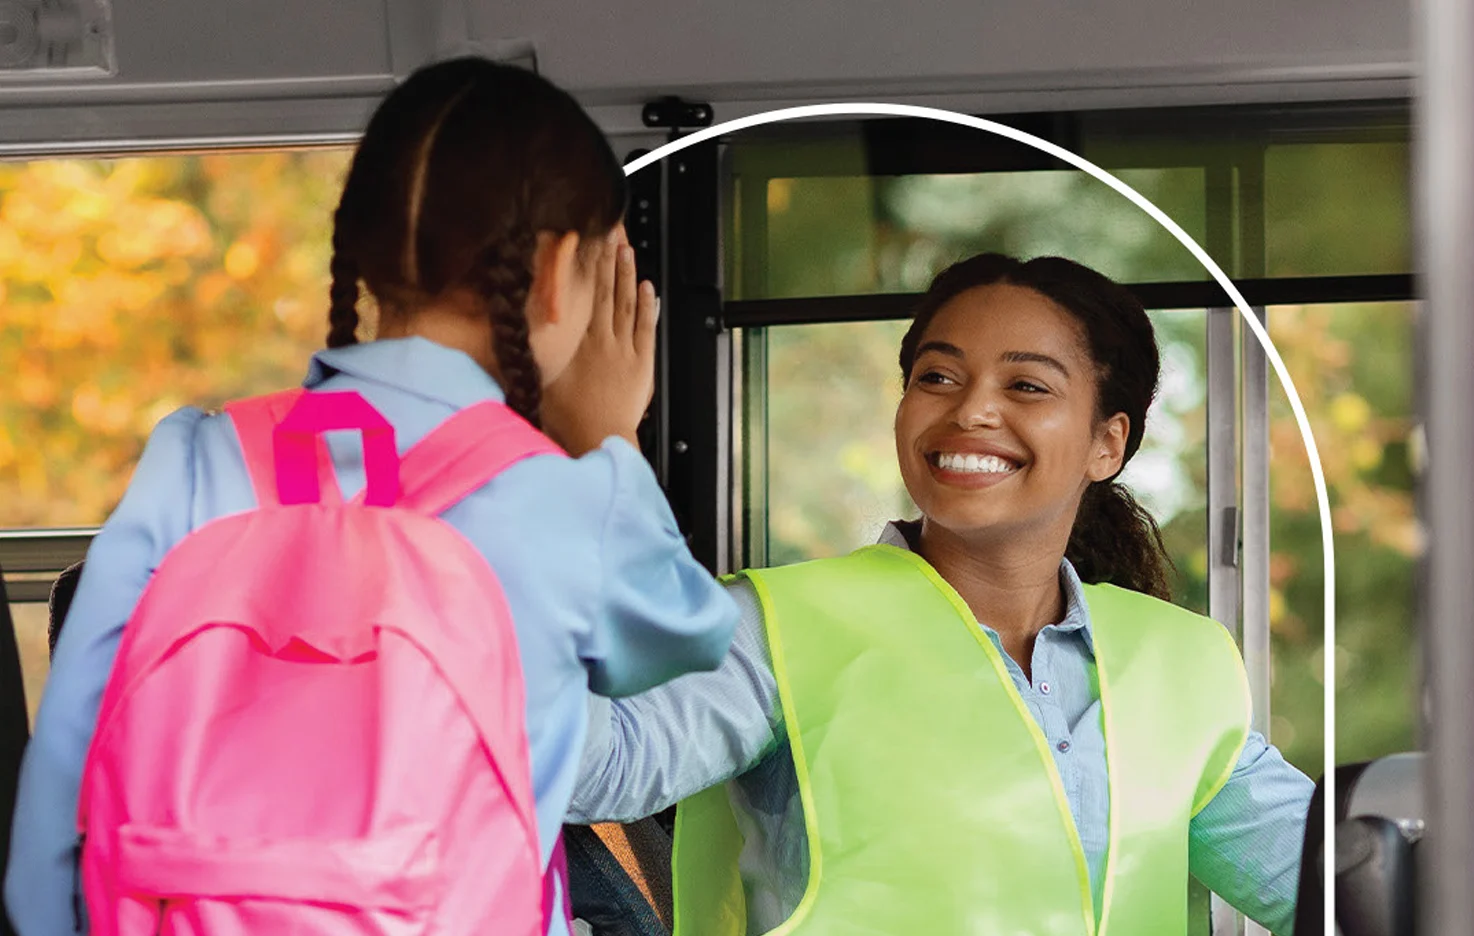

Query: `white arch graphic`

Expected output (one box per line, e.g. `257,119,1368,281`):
626,103,1335,933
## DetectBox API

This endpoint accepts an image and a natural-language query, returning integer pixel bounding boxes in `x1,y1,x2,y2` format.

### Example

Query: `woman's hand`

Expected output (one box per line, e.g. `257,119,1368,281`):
542,229,659,456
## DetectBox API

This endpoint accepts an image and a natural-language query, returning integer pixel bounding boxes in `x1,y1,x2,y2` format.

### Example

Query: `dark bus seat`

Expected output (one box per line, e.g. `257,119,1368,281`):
566,820,672,935
0,565,29,936
46,561,83,661
1295,754,1423,936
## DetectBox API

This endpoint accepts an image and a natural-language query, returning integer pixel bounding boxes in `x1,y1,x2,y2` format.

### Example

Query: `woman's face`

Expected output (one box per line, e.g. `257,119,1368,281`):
894,282,1129,545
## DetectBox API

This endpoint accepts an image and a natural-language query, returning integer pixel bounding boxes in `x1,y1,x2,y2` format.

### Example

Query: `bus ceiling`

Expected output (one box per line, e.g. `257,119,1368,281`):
0,0,1412,156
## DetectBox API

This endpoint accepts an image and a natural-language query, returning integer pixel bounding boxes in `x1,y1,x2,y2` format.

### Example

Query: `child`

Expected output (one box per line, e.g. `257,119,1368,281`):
6,57,738,936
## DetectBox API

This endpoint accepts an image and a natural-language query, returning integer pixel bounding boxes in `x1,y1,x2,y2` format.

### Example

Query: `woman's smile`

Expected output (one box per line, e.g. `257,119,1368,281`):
925,438,1026,489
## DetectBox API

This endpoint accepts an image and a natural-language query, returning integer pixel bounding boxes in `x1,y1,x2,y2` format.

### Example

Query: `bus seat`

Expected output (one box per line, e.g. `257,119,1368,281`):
1295,755,1423,936
0,565,29,936
566,819,672,935
1345,752,1424,836
47,561,83,660
1336,815,1417,936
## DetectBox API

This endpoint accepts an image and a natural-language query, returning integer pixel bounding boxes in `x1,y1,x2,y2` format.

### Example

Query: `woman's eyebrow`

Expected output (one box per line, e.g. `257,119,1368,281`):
916,340,965,360
1002,350,1070,378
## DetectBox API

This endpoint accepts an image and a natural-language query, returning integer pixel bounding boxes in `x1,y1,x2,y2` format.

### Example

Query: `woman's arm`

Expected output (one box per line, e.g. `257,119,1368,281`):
1189,732,1314,935
568,580,783,823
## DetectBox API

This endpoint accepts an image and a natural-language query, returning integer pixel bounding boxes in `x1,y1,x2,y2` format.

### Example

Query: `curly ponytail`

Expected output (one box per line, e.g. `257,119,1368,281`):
1067,481,1173,600
900,253,1174,600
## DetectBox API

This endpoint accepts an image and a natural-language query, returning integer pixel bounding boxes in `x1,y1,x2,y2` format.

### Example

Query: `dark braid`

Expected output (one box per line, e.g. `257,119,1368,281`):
326,217,361,348
475,234,542,426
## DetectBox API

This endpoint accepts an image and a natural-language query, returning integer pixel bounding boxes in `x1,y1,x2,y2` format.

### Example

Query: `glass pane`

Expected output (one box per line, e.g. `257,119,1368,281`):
727,114,1411,303
1266,301,1417,770
743,167,1207,301
754,310,1209,618
1264,143,1412,278
1125,312,1209,616
0,148,354,529
762,319,912,566
10,601,49,729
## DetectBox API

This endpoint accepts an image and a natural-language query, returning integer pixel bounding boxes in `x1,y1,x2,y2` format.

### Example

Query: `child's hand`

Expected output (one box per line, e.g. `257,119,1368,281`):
542,230,658,456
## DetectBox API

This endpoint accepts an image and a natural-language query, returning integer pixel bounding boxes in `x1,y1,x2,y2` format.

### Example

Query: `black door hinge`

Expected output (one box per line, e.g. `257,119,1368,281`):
641,96,715,141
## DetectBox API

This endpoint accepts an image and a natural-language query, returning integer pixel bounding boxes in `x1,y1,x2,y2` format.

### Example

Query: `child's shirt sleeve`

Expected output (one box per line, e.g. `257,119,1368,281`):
569,579,781,823
581,437,739,698
5,407,203,936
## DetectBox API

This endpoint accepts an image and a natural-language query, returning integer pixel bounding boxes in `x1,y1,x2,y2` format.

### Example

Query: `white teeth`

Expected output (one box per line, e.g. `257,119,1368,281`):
937,452,1015,474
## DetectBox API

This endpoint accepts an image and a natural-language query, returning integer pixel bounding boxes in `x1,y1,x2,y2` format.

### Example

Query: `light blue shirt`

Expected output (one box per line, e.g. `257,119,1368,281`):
6,337,739,936
571,522,1313,935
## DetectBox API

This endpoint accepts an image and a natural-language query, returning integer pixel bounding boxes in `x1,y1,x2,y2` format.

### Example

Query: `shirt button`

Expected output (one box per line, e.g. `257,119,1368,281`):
1039,682,1052,695
1057,740,1071,753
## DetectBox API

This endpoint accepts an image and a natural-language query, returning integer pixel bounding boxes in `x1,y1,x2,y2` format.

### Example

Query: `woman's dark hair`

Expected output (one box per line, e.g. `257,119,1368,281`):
898,253,1173,600
326,58,628,427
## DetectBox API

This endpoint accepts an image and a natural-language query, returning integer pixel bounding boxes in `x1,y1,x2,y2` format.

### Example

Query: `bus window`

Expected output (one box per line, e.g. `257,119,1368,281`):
1264,143,1412,279
0,148,354,532
0,147,354,720
748,310,1207,612
1266,301,1419,769
721,105,1413,784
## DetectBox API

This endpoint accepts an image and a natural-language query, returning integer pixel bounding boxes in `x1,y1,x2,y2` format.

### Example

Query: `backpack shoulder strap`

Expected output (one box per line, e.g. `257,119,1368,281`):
367,401,563,516
224,389,343,507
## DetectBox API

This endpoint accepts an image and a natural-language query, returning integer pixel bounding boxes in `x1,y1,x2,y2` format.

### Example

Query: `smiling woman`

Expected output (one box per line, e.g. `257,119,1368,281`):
570,251,1313,936
898,253,1172,600
892,255,1165,671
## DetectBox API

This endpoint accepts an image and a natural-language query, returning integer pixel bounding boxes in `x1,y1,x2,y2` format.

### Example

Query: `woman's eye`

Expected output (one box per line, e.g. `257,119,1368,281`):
1011,379,1048,394
917,371,956,386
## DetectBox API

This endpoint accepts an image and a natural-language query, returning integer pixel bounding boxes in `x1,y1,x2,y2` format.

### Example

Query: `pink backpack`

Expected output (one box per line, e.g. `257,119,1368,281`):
76,388,570,936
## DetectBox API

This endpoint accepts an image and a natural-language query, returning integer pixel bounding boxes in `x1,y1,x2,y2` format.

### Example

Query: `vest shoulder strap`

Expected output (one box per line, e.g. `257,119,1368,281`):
1080,582,1253,814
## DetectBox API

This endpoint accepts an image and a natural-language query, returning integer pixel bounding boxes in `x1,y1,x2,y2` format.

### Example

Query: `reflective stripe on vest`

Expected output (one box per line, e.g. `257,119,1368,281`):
672,545,1250,936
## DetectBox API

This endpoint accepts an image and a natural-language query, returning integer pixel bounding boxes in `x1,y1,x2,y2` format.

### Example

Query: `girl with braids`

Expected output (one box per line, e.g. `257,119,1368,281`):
8,58,737,936
570,253,1313,935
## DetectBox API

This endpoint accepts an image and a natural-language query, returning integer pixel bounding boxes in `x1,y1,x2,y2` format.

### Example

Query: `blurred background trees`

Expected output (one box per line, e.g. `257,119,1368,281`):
2,137,1415,774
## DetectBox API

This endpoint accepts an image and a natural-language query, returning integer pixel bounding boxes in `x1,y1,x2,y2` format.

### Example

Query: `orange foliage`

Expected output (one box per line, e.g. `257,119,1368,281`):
0,149,352,527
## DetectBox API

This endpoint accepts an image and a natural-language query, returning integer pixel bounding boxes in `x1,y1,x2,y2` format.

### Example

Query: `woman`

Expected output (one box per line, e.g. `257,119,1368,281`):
570,253,1311,936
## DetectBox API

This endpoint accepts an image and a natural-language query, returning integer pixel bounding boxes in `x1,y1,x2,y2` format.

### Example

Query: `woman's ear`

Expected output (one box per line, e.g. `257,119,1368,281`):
526,230,583,328
1087,412,1130,483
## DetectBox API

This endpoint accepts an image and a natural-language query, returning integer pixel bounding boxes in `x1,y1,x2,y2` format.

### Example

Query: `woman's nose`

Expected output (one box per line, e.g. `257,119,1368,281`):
953,386,1001,430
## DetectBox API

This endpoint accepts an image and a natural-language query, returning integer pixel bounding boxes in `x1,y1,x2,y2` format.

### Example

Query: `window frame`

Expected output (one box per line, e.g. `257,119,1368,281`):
0,139,356,603
706,102,1414,936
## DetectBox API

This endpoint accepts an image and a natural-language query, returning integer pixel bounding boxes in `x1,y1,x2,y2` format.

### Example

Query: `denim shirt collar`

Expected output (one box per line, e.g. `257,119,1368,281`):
306,336,508,410
877,519,1095,655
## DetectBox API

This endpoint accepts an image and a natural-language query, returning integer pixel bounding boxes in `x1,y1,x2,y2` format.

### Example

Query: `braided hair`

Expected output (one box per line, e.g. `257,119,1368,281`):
325,58,627,426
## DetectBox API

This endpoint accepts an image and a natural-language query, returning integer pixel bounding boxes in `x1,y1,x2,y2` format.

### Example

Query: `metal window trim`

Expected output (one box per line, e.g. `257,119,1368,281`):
721,275,1416,328
0,529,93,604
1417,0,1474,928
1242,304,1273,732
0,96,381,158
661,136,730,577
718,99,1411,184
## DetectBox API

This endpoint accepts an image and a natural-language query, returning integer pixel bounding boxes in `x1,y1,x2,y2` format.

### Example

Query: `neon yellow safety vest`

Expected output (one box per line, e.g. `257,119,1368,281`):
671,545,1251,936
